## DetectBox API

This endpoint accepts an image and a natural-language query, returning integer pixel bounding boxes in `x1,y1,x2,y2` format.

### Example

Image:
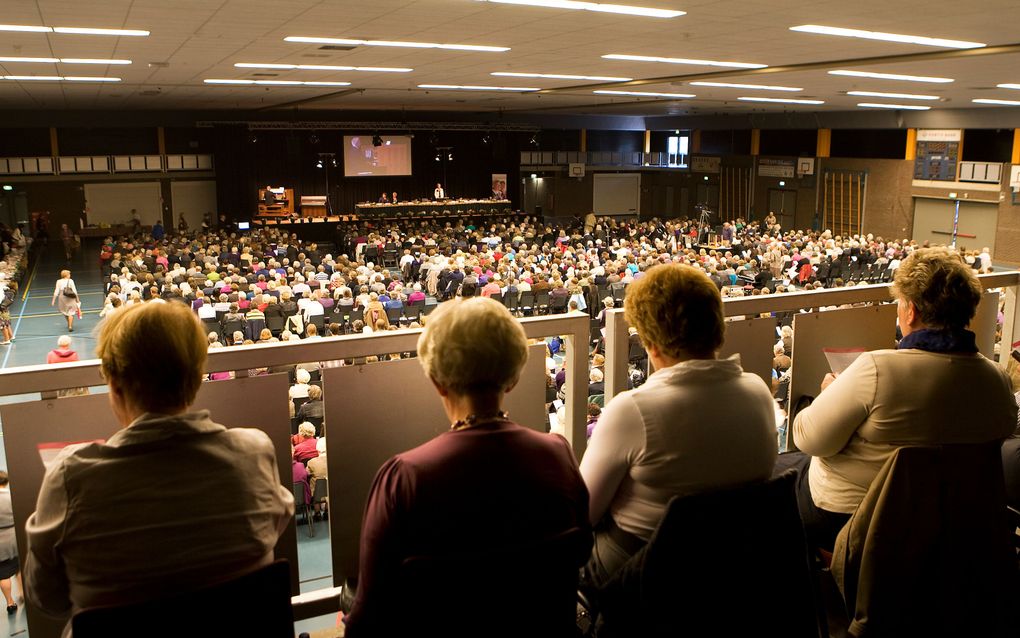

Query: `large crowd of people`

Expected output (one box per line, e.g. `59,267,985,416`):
9,211,1019,633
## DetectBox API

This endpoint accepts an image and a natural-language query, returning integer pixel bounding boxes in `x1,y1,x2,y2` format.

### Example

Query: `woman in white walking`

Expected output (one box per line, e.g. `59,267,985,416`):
51,269,80,332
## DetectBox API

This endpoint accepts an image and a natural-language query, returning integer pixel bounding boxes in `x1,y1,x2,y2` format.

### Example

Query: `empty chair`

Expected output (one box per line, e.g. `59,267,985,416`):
519,290,536,316
549,294,568,314
71,560,294,638
586,470,824,638
534,290,551,314
201,318,221,341
610,283,626,305
292,482,314,538
308,314,326,334
265,313,286,337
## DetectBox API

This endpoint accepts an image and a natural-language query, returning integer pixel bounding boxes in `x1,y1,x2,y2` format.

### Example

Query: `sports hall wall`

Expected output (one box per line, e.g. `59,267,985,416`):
1,109,1019,262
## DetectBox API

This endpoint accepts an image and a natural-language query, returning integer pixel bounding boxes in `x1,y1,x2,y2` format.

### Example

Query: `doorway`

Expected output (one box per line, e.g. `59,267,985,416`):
768,188,797,231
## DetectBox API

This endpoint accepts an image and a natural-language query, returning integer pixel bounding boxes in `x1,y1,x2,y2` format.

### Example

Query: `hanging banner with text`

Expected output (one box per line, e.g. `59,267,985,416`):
758,158,796,178
690,155,721,174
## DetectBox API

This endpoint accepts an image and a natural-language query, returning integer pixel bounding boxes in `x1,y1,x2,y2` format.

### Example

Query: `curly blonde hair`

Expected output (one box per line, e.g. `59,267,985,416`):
891,247,982,331
623,264,724,359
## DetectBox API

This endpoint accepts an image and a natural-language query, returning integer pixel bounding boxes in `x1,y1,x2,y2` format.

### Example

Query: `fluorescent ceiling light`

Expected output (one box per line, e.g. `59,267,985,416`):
738,96,824,105
594,89,694,98
790,25,984,49
418,84,540,91
235,63,411,72
0,56,131,65
857,102,931,110
477,0,684,18
690,81,801,92
63,76,121,82
61,58,132,65
0,25,52,33
972,98,1020,106
0,57,60,63
0,24,148,36
2,75,63,81
204,78,351,87
285,36,508,52
996,83,1020,90
829,70,953,83
492,71,632,81
53,27,149,36
2,75,120,82
847,90,938,100
603,54,766,69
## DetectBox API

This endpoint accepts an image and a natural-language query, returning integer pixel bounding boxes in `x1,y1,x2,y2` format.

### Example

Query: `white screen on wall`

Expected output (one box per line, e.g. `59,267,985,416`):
593,173,641,216
343,135,412,177
84,182,162,225
171,180,217,230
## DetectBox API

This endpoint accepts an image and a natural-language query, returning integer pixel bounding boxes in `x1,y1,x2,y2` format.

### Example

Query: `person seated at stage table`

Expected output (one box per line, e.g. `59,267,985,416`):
783,247,1018,550
378,193,389,204
391,192,398,204
433,183,445,199
579,264,777,587
344,297,589,636
24,302,292,624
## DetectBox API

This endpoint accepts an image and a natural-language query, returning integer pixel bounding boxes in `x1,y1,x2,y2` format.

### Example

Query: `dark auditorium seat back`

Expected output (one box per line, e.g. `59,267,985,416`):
595,470,824,638
71,559,293,638
831,444,1019,638
396,527,592,638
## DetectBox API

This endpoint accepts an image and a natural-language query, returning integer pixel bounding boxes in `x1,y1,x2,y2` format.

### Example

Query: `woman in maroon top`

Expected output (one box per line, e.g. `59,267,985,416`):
291,422,318,465
345,297,590,637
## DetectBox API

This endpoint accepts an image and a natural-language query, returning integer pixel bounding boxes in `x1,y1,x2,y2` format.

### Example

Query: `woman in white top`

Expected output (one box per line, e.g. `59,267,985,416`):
51,269,80,332
580,263,777,587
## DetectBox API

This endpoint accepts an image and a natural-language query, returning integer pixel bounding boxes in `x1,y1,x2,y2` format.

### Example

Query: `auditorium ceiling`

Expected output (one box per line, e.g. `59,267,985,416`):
0,0,1017,116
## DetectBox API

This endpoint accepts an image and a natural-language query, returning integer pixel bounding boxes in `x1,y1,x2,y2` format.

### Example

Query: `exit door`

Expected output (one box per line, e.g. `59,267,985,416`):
768,189,797,230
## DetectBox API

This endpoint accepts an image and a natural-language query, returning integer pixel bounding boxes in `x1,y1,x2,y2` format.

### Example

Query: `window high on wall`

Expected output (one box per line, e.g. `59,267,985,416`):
667,134,689,167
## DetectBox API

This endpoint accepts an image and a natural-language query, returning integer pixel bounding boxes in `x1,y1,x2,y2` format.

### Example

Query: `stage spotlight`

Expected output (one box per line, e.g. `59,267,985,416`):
528,134,538,147
372,134,383,147
249,133,258,144
309,133,320,145
447,152,453,161
331,157,338,167
315,159,324,169
434,153,441,162
481,133,491,145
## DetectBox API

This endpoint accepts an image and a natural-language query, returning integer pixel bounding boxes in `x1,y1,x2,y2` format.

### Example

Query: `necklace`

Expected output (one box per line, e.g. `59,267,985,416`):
450,410,509,432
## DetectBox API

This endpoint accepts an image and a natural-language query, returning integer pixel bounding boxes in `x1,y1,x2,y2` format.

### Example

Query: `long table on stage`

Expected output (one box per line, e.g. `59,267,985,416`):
355,199,512,218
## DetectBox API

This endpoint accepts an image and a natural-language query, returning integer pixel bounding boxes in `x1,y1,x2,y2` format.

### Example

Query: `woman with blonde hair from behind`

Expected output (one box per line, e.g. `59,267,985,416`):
24,302,293,627
345,296,590,637
580,263,777,587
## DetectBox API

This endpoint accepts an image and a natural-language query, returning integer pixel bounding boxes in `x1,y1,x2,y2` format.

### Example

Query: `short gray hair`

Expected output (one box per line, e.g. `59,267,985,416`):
417,297,527,395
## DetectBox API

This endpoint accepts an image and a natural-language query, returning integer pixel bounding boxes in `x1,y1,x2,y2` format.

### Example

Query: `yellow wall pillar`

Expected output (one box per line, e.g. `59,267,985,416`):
1013,129,1020,164
905,128,917,161
750,129,760,156
691,129,701,154
643,129,651,154
580,129,587,153
157,126,166,155
49,127,59,156
816,128,831,158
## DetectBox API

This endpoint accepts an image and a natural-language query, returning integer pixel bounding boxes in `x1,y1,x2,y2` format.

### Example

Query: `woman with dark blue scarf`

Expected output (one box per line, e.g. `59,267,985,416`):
777,247,1017,551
